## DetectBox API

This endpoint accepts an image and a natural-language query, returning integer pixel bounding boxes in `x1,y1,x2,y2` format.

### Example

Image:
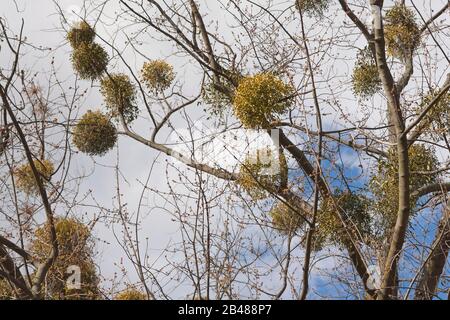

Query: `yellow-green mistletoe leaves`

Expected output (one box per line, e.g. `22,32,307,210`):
67,21,108,80
73,110,117,156
373,144,440,193
114,288,147,300
415,89,450,137
237,149,288,200
384,5,420,59
317,191,371,246
370,144,439,226
14,159,54,195
67,21,95,49
295,0,330,17
233,73,294,129
32,218,91,261
407,144,440,189
100,73,139,123
270,202,304,235
31,218,100,300
141,60,175,93
71,42,109,81
352,47,381,99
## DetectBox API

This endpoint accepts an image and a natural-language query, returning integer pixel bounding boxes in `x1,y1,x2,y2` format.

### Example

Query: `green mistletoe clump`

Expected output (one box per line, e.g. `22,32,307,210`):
71,42,109,81
114,288,148,300
295,0,330,17
352,47,382,99
100,73,139,123
270,202,305,235
15,159,54,195
233,73,294,129
31,218,100,299
72,110,117,156
384,5,421,59
141,60,175,93
67,21,96,48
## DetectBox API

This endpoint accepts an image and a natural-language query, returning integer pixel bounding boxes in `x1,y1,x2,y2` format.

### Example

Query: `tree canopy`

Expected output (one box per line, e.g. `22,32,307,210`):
0,0,449,300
